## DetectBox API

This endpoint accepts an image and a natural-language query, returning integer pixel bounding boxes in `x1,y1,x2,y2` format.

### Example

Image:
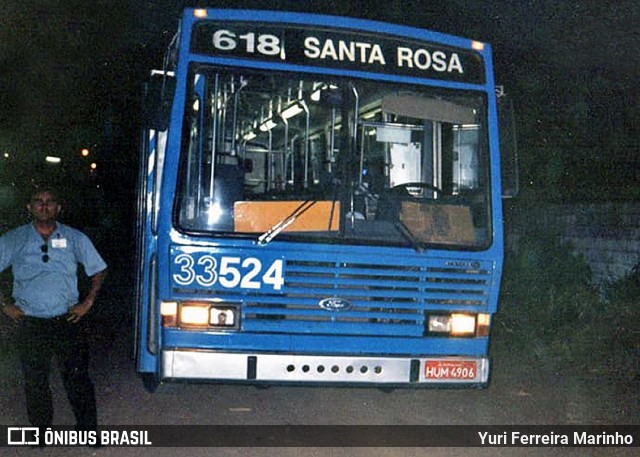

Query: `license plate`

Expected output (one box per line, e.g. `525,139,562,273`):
424,360,477,380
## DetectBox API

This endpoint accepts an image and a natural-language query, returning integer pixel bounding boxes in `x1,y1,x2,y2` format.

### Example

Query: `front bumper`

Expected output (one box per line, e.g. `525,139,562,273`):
162,349,489,385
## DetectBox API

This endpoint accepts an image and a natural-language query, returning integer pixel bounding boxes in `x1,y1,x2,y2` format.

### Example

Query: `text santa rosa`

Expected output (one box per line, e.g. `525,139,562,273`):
191,23,485,83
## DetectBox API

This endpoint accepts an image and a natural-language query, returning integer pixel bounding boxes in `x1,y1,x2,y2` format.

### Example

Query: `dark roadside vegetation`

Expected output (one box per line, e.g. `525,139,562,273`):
492,232,640,423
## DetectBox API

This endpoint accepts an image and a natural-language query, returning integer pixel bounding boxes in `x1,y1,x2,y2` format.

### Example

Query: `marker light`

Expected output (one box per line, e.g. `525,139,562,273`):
45,156,61,164
471,41,485,51
476,313,491,337
161,301,178,327
193,9,207,18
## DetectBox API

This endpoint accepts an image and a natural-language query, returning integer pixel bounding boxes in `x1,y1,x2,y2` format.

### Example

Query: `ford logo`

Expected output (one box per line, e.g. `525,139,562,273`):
318,297,352,311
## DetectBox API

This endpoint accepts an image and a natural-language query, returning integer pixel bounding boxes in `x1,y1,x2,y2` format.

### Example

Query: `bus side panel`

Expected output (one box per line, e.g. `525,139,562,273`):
135,128,163,375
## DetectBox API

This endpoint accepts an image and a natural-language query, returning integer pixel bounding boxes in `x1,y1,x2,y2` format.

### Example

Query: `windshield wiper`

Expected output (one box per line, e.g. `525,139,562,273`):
256,199,320,245
394,220,426,253
257,174,342,245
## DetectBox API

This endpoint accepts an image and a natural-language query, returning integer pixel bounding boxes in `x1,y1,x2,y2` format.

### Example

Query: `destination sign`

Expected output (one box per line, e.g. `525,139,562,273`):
190,22,485,84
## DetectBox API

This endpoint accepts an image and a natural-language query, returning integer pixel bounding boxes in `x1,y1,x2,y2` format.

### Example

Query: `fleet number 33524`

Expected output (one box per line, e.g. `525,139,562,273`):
172,253,285,290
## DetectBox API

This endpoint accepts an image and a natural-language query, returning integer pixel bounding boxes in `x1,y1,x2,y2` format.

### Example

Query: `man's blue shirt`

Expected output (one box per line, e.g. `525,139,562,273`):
0,223,107,318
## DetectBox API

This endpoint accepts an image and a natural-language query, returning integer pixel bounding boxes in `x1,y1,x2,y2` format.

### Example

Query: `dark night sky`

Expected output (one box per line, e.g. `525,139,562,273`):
1,0,638,205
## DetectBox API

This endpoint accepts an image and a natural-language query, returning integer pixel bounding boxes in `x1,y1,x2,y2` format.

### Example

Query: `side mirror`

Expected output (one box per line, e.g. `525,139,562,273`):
497,86,519,198
142,71,176,131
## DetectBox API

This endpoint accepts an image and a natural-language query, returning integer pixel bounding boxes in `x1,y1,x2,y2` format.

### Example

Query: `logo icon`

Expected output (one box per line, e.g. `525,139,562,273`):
318,297,352,311
7,427,39,446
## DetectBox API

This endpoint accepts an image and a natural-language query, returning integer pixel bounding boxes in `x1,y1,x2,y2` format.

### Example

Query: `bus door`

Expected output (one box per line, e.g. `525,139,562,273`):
135,71,172,376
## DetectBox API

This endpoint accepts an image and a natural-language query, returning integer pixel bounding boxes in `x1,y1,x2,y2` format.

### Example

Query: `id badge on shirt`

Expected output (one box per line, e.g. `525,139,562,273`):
52,238,67,249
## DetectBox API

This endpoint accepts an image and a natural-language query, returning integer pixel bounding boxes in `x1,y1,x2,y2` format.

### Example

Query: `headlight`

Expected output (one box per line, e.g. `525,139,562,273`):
450,313,476,335
161,301,239,329
180,303,210,326
427,313,490,337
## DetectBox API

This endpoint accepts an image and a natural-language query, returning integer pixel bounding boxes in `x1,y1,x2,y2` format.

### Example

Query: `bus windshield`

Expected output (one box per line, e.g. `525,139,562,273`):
175,66,491,249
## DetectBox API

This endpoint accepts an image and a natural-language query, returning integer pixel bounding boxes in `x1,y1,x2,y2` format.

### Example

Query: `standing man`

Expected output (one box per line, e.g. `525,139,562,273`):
0,185,107,432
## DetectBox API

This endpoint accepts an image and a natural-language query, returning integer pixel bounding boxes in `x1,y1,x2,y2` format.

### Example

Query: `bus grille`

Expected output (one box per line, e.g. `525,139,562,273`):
240,256,493,337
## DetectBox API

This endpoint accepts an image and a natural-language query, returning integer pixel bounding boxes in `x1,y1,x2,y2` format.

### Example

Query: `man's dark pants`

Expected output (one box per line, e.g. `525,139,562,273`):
19,315,97,430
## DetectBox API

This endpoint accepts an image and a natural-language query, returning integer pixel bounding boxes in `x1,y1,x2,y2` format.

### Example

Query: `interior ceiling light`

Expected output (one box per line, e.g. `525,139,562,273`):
280,102,304,120
259,119,278,132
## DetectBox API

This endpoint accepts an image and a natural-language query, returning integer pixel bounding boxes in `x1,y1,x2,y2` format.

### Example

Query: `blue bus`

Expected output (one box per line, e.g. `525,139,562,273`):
136,7,515,390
